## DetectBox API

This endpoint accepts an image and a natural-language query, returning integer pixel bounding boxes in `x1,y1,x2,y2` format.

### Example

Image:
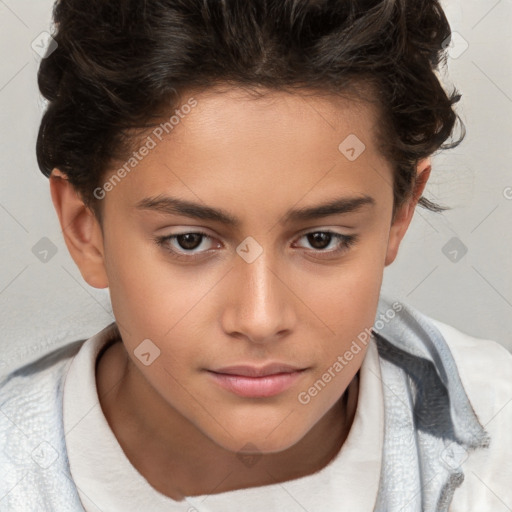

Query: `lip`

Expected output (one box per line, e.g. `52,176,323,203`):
211,363,304,377
207,364,308,398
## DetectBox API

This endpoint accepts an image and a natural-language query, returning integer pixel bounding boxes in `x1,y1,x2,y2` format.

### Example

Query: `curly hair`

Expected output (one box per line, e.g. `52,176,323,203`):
36,0,464,219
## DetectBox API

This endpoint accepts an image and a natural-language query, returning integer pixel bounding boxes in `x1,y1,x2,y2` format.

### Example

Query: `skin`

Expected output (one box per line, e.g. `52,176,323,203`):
50,86,431,500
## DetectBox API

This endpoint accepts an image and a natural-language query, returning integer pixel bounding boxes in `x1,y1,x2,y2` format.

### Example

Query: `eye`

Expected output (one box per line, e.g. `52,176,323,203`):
293,231,358,258
155,229,358,262
154,231,220,261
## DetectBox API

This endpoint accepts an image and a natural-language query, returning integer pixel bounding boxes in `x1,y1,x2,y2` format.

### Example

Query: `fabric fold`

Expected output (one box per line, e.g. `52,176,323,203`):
372,294,490,512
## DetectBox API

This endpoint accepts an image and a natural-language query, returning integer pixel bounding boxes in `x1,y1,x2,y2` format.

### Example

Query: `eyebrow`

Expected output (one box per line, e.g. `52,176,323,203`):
136,194,375,227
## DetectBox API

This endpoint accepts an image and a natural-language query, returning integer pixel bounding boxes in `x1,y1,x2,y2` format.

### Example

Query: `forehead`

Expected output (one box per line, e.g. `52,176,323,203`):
168,85,380,151
104,86,393,221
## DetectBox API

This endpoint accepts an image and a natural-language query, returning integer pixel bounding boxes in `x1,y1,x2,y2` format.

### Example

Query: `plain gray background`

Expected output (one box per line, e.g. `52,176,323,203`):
0,0,511,376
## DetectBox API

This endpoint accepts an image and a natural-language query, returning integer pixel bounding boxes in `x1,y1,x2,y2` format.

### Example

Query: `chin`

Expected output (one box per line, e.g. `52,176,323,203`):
210,425,307,455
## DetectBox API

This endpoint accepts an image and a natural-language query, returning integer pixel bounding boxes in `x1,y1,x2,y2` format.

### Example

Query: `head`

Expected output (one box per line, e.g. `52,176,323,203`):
38,0,463,453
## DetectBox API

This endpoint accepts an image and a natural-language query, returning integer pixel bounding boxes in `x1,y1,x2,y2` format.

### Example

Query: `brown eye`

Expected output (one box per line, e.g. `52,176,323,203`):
155,231,219,261
306,232,332,250
175,233,204,250
295,231,359,258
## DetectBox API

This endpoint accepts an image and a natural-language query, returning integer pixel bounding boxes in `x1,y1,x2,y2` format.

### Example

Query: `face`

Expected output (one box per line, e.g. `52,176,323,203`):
57,86,425,455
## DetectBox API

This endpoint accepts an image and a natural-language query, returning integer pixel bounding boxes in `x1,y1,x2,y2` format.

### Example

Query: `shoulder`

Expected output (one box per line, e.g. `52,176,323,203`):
0,338,85,402
427,316,512,438
0,342,84,466
426,317,512,511
0,339,86,506
427,317,512,399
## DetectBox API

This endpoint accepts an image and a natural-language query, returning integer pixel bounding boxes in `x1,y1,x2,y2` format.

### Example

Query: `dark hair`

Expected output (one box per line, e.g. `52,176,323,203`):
36,0,464,219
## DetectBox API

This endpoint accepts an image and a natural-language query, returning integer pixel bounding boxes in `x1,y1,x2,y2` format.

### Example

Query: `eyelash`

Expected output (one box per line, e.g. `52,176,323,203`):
154,230,359,262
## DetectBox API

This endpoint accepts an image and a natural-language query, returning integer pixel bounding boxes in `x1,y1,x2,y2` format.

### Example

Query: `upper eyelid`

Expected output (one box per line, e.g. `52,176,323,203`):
160,224,354,236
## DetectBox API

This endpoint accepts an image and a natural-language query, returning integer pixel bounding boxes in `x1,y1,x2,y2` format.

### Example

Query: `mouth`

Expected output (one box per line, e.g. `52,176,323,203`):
206,364,308,398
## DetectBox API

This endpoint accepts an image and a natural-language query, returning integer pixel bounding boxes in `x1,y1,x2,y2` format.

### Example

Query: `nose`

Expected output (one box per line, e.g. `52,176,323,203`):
220,248,297,345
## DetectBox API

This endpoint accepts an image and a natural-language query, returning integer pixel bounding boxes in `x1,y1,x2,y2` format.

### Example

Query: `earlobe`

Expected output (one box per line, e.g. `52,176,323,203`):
49,169,109,289
384,157,432,267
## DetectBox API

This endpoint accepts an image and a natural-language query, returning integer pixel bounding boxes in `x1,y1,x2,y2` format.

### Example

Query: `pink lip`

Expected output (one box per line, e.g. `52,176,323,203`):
207,364,307,398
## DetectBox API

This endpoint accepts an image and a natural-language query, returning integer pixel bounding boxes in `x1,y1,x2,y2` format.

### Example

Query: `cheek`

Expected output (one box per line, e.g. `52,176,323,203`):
104,227,197,331
104,231,216,374
294,262,380,422
302,254,384,336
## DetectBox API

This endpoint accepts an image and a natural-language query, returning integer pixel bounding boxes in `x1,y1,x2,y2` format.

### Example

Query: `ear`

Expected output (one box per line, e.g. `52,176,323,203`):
384,157,432,267
49,169,109,288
